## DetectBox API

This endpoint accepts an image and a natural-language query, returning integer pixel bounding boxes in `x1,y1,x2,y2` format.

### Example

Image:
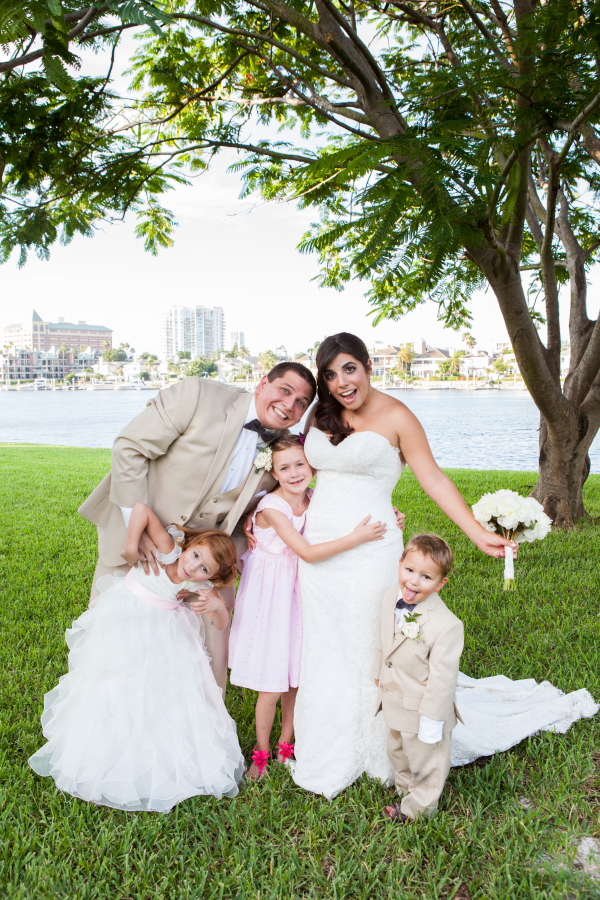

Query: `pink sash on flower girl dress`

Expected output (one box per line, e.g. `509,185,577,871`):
124,569,182,611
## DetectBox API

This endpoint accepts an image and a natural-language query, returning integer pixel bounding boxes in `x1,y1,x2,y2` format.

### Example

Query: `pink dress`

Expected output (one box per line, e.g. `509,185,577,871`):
229,491,311,693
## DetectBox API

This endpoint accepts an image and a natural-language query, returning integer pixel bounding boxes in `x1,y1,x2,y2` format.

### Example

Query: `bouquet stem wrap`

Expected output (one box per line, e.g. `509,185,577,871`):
503,546,515,591
471,490,552,591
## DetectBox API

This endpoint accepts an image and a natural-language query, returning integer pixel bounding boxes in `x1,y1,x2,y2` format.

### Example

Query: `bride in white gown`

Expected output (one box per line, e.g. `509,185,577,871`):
292,333,597,799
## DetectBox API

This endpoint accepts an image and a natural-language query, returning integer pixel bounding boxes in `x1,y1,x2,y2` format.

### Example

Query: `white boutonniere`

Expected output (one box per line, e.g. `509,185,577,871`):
401,612,423,644
255,446,273,473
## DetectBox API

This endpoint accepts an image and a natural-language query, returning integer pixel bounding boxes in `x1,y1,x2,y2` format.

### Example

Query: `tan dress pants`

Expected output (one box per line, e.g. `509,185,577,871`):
387,728,452,819
88,521,248,697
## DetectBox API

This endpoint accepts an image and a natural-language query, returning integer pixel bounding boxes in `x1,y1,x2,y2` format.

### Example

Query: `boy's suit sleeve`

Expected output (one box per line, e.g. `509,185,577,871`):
109,377,201,508
418,618,464,722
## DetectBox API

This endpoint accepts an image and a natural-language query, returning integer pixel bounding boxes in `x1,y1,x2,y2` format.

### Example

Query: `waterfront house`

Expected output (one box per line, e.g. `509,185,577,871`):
411,347,451,379
369,344,401,378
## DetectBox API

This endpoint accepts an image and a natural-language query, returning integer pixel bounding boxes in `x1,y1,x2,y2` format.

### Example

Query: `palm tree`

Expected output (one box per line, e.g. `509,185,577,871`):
398,343,415,373
58,343,70,381
462,333,477,353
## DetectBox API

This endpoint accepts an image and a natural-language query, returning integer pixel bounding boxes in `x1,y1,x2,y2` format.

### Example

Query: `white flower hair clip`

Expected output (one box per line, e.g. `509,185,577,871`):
255,447,273,473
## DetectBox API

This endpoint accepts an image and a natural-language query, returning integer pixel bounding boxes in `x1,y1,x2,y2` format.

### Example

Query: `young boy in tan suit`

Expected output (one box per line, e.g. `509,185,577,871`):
374,533,464,821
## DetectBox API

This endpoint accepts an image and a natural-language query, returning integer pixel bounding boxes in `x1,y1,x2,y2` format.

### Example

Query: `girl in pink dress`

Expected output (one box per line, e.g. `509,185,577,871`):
229,434,389,779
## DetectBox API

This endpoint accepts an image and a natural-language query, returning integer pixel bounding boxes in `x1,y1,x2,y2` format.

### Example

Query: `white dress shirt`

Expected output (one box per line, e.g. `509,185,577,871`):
121,394,265,526
395,590,444,744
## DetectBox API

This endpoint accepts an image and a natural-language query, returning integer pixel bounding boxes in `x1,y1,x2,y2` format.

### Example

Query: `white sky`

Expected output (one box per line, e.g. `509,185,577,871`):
1,30,597,357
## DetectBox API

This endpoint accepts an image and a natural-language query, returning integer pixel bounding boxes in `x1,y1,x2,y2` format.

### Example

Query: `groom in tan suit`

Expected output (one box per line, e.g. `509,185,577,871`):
79,362,316,692
374,534,464,820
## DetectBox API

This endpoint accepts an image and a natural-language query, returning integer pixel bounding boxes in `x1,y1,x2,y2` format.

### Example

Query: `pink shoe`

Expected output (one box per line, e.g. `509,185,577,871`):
277,741,295,763
250,749,271,778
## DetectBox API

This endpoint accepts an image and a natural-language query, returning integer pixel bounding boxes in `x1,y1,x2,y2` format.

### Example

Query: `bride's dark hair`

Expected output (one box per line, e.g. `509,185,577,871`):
314,333,371,446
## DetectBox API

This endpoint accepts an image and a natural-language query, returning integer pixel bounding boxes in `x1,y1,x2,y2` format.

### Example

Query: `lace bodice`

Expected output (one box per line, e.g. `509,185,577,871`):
303,428,405,542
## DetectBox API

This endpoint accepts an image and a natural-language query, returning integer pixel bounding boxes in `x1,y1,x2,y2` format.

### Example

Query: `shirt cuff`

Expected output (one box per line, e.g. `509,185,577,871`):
418,715,444,744
121,507,133,526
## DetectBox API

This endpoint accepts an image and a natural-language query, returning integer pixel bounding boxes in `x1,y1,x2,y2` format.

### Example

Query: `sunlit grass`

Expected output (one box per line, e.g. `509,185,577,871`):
0,445,598,899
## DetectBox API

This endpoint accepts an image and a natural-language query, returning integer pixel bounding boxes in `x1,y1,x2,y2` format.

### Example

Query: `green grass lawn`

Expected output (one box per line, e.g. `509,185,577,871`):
1,444,599,899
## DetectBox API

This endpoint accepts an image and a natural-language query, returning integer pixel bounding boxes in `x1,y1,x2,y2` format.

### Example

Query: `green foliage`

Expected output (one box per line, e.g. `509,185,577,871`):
0,1,182,265
186,356,217,376
0,445,599,898
258,350,280,371
102,348,128,362
177,350,191,359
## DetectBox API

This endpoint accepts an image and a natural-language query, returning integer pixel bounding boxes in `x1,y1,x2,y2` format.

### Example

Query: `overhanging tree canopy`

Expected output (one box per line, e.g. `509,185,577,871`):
3,0,600,525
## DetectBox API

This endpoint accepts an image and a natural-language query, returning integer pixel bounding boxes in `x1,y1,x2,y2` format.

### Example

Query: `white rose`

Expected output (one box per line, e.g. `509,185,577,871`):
401,622,420,640
520,513,552,542
255,449,273,471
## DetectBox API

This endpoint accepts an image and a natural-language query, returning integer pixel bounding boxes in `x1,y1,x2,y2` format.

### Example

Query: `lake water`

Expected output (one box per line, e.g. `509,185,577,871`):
1,388,600,472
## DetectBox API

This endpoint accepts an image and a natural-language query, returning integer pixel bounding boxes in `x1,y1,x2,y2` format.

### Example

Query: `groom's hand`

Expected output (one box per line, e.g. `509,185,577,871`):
138,531,161,575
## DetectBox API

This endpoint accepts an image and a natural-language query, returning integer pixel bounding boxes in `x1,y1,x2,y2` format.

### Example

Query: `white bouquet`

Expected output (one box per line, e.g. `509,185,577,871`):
472,489,552,590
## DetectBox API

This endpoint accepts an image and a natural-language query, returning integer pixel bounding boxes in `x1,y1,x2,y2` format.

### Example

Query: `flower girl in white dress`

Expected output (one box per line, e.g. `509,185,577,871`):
29,503,245,812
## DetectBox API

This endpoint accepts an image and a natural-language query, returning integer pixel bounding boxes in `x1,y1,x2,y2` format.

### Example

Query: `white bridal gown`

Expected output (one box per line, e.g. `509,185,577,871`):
292,427,598,798
293,428,403,797
29,566,245,812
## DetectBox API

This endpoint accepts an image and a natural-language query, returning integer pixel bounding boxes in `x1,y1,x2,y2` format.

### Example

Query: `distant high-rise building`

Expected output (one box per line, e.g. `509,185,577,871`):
3,310,112,354
162,306,225,361
230,330,246,351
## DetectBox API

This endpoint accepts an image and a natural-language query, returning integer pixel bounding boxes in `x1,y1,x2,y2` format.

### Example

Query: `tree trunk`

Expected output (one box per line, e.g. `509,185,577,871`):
533,411,593,527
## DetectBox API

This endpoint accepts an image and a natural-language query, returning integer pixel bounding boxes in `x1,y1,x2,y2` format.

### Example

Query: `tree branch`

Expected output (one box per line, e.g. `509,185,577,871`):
175,13,354,89
0,5,104,73
456,0,515,72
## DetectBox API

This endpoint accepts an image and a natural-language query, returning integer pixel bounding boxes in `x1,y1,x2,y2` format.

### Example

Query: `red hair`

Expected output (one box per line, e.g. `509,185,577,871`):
173,527,239,588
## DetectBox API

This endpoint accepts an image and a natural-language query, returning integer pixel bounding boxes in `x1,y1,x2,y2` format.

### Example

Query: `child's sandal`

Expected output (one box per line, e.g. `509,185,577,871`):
276,741,295,764
249,749,271,780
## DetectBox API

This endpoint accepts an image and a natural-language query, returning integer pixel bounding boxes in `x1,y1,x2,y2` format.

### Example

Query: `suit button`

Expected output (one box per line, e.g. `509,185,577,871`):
213,498,218,504
181,516,187,523
387,662,392,668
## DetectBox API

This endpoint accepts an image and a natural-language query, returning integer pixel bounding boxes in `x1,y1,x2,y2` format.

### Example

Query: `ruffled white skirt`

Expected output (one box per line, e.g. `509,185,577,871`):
29,576,245,812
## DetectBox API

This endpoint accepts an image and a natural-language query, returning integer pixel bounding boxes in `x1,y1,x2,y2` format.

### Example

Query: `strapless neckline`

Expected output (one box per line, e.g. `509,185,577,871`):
310,427,399,455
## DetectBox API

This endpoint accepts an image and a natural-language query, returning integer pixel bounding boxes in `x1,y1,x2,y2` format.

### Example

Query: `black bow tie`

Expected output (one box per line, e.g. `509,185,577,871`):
244,419,278,444
396,597,417,612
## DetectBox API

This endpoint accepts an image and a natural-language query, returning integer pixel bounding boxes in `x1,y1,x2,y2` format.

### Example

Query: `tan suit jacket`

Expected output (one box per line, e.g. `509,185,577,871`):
374,585,464,734
79,377,278,567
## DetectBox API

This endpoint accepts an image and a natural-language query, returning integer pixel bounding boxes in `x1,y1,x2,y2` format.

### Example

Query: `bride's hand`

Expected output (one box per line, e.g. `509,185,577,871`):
474,531,519,559
352,515,387,545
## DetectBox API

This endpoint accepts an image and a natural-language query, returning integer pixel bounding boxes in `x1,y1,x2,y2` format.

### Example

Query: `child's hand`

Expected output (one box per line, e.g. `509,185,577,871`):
244,512,258,551
393,507,406,531
177,588,198,602
188,589,229,630
352,516,387,545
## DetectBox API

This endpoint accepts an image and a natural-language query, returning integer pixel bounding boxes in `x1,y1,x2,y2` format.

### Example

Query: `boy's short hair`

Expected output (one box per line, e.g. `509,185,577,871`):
401,534,454,578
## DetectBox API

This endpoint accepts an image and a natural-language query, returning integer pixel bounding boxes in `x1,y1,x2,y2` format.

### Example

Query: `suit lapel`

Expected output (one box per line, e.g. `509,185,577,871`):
221,465,265,534
387,592,440,655
196,390,252,508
